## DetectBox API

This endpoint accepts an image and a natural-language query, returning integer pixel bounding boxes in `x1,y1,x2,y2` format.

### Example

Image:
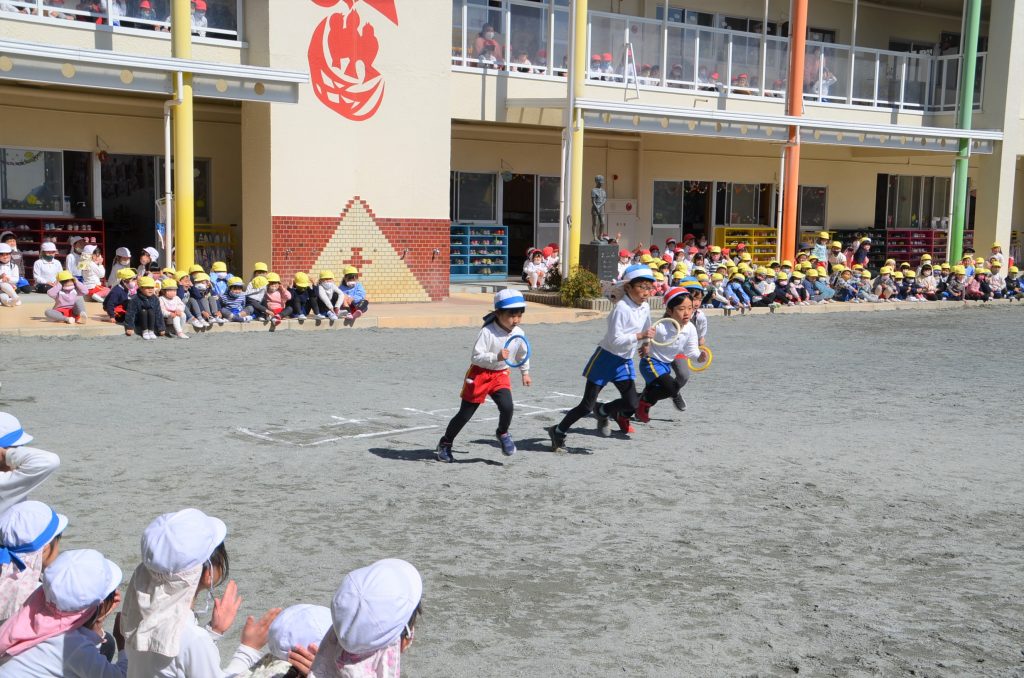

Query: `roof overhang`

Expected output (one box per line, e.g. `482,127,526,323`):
0,38,306,104
507,97,1002,154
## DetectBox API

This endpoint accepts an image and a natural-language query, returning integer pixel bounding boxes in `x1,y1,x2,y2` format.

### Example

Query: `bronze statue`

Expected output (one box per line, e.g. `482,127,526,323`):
590,175,607,242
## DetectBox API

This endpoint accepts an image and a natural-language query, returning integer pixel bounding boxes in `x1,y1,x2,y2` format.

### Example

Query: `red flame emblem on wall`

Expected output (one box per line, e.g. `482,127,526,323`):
308,0,399,121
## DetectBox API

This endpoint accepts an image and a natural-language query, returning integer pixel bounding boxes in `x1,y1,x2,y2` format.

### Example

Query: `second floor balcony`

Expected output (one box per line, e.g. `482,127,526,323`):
451,0,986,116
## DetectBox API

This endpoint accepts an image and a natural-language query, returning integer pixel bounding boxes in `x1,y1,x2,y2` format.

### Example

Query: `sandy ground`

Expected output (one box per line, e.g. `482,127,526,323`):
1,305,1022,677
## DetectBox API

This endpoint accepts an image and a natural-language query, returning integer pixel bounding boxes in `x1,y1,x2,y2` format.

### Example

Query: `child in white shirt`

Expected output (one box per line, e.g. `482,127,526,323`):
634,287,705,423
523,250,548,289
32,242,63,293
78,245,109,302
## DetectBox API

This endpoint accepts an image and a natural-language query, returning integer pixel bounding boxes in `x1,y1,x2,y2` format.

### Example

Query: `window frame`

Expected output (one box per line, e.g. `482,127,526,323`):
797,185,828,228
0,146,66,215
451,170,500,223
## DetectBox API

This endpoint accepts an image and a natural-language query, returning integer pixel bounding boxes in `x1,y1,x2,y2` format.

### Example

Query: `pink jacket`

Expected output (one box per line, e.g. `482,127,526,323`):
46,281,88,309
264,287,292,312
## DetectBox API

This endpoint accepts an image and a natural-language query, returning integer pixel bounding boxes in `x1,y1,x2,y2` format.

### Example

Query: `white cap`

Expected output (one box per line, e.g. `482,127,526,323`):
0,244,11,254
115,247,131,258
268,604,333,661
141,509,226,575
143,247,159,261
82,245,97,256
67,236,83,247
41,242,57,252
332,558,422,655
493,289,526,310
0,501,68,557
42,549,122,613
0,412,33,447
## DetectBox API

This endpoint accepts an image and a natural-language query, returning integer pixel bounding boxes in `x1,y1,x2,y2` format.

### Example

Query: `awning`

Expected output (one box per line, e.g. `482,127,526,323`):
506,97,1002,154
0,38,306,104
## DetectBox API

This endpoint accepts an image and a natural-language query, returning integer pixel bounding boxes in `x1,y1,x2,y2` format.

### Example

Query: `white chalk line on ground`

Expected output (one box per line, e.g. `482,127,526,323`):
236,392,580,447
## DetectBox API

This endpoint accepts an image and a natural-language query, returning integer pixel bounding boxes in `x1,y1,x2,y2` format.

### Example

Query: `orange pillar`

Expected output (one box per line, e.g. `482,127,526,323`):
781,0,809,263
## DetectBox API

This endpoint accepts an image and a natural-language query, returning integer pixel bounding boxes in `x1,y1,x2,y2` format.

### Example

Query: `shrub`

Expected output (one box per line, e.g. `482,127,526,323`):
559,266,602,307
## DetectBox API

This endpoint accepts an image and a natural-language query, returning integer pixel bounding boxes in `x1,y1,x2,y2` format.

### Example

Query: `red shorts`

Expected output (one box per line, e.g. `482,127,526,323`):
87,285,109,297
54,307,80,319
460,365,511,404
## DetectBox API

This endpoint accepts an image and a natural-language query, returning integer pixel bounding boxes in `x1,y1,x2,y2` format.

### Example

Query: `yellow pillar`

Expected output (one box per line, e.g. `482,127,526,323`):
566,0,587,270
172,0,195,270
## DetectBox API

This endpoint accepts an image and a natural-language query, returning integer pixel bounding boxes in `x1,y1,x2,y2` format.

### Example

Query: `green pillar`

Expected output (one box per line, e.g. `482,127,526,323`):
950,0,982,263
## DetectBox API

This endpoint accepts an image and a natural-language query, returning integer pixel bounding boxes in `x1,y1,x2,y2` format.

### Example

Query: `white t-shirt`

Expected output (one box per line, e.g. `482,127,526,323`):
0,627,127,677
0,446,60,515
649,320,700,364
126,618,262,678
32,258,63,286
599,295,651,360
471,321,529,372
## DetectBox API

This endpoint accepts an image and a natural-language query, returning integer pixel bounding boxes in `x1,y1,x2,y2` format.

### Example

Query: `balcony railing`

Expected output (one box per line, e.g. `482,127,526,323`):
1,0,241,42
451,0,985,113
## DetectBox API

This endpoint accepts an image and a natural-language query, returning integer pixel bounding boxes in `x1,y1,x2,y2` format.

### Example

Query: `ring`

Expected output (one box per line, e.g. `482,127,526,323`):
504,335,531,368
649,317,681,346
687,346,713,372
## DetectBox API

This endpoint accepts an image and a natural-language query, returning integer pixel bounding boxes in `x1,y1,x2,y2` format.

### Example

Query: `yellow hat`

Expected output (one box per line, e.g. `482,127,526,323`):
940,262,951,269
697,273,709,282
833,264,846,273
791,271,805,279
975,257,984,264
211,261,228,273
731,273,745,281
893,271,904,280
160,277,178,290
990,260,1002,268
227,276,245,286
176,270,189,280
740,253,752,261
899,262,911,269
188,264,205,274
776,272,789,280
880,266,893,275
672,270,685,280
161,267,176,277
253,261,269,272
640,254,653,264
57,270,74,282
781,259,793,267
953,265,966,275
831,241,842,248
860,270,871,278
841,268,853,276
920,253,932,261
710,245,722,254
818,231,830,239
977,268,990,275
294,271,311,287
806,268,819,278
853,264,864,271
343,265,359,277
193,272,211,282
319,270,334,280
116,268,137,281
1010,266,1019,273
251,275,268,289
652,270,665,281
265,272,281,283
137,276,156,289
992,241,1002,248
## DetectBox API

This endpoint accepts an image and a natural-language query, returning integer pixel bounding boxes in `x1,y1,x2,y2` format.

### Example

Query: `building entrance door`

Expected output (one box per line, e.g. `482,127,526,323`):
502,173,535,274
101,155,157,264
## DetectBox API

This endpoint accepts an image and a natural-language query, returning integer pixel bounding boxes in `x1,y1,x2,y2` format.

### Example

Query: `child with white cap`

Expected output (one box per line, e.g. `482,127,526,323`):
547,265,656,452
249,604,332,678
65,236,86,282
137,247,160,277
435,290,531,462
0,549,124,676
108,247,133,285
121,508,282,678
308,558,422,678
0,413,60,517
0,500,67,622
79,244,109,302
31,242,64,293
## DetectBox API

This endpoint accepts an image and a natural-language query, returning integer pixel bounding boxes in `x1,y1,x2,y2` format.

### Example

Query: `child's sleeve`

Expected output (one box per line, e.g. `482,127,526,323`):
471,327,498,365
677,326,701,360
124,296,138,328
350,283,366,303
0,447,60,511
46,285,59,300
604,304,638,353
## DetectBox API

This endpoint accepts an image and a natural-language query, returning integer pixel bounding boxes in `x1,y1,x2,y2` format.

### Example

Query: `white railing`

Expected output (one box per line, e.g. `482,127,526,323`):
1,0,241,42
451,0,986,114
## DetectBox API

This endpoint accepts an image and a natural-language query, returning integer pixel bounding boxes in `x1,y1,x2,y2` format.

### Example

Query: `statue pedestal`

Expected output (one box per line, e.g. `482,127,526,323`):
579,242,618,282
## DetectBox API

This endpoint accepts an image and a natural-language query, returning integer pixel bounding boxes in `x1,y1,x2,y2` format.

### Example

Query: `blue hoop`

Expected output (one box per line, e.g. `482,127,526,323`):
504,335,531,368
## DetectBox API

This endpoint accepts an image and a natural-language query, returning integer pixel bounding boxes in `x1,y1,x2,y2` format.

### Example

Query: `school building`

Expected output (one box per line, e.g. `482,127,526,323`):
1,0,1022,302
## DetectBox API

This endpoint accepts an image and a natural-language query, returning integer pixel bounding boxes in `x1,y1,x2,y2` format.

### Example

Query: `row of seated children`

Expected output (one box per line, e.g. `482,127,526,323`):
42,258,370,336
0,412,423,677
521,245,560,290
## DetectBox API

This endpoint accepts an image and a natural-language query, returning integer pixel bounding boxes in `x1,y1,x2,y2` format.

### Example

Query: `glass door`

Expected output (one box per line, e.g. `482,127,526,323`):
536,175,560,253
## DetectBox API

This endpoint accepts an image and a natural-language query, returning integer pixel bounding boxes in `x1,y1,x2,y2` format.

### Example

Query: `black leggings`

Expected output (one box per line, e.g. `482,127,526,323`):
641,374,680,404
135,308,156,332
442,389,514,443
557,379,638,432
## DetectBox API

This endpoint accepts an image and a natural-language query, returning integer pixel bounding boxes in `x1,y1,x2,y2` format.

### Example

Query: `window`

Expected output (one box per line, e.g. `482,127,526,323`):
0,148,64,212
451,172,498,222
655,7,713,27
537,176,560,224
798,186,827,228
653,181,684,226
880,174,951,228
715,182,770,226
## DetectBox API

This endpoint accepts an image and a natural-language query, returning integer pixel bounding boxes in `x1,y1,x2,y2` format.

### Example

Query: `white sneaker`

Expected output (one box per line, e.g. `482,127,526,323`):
14,299,21,306
295,313,306,320
176,332,189,339
327,311,338,321
242,316,252,323
191,318,204,329
65,316,76,324
216,317,227,325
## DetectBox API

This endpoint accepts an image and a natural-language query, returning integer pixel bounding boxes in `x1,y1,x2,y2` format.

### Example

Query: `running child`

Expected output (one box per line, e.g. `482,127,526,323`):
547,265,655,453
435,290,531,462
634,287,704,424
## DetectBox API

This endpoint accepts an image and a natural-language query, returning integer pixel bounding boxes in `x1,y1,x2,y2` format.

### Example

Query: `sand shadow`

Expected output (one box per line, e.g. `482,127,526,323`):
369,447,503,466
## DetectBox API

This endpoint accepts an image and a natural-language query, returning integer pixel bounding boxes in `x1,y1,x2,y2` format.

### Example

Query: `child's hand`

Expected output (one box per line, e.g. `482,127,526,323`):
211,580,242,634
522,373,532,387
288,643,318,673
500,348,511,360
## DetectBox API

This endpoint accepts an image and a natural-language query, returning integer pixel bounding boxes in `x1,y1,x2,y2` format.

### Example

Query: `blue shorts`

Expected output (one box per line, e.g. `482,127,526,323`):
582,347,635,386
639,356,671,384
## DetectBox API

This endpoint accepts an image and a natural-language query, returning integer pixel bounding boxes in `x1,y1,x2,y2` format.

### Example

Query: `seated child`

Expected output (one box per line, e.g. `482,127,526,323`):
543,245,559,271
965,268,992,301
45,272,88,323
246,276,270,321
872,267,897,301
288,272,319,320
943,265,967,300
616,249,632,279
158,277,189,338
65,237,86,282
315,270,346,321
890,271,906,299
219,276,253,322
210,261,232,296
247,262,269,292
1004,265,1021,299
789,271,810,305
0,244,20,307
832,267,858,302
103,267,138,323
108,246,132,284
136,246,159,277
727,272,751,309
78,245,109,302
771,272,798,306
188,272,226,328
916,264,938,300
523,250,548,290
32,242,64,293
0,232,30,294
339,266,369,326
261,272,292,327
0,500,67,624
652,270,668,296
988,261,1006,298
124,276,165,339
708,273,735,309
